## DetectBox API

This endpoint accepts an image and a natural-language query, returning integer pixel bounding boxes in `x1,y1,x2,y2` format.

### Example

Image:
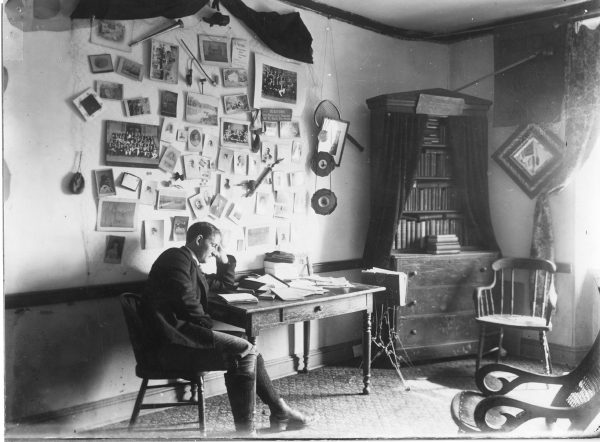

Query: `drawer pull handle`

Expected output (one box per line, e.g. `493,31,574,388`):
409,329,418,335
408,300,417,307
408,271,418,278
314,305,323,313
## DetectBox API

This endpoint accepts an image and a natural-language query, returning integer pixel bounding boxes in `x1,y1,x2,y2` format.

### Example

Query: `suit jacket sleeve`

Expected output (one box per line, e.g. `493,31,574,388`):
206,254,237,292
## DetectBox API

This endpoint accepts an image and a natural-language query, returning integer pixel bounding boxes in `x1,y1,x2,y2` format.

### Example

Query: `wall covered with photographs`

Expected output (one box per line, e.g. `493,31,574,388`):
3,0,449,295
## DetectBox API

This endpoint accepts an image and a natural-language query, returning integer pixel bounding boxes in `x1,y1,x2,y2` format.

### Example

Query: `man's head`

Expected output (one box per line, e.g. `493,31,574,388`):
186,222,222,263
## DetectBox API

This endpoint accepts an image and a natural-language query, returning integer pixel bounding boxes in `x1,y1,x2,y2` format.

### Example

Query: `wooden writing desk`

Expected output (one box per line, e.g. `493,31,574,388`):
208,283,385,394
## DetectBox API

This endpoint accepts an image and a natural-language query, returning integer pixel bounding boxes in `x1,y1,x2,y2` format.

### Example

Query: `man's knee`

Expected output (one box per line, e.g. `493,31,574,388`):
225,346,258,375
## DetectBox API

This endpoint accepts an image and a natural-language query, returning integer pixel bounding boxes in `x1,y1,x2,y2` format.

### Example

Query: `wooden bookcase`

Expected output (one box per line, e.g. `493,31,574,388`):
366,89,498,362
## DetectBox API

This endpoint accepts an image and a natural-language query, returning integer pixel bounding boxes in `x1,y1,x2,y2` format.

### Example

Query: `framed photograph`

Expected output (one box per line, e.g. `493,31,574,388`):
223,94,250,114
199,35,230,66
189,191,211,219
96,198,138,232
222,68,248,88
218,148,234,172
157,188,187,211
160,117,180,143
96,80,123,100
274,191,293,218
150,39,179,84
261,141,276,165
116,57,143,81
120,172,141,192
73,88,104,121
182,153,202,179
272,171,288,191
233,152,247,175
139,180,157,205
247,154,259,177
124,97,151,117
94,169,116,197
221,118,251,150
90,19,133,52
254,53,305,110
186,126,203,151
316,117,349,166
227,203,244,225
144,219,164,249
209,193,228,218
105,120,160,168
160,90,178,118
203,134,219,160
185,92,218,126
88,54,113,73
172,216,189,241
291,140,303,163
245,225,273,249
104,235,125,264
279,120,300,139
255,191,274,216
158,144,182,173
492,124,563,199
262,121,278,138
276,221,291,246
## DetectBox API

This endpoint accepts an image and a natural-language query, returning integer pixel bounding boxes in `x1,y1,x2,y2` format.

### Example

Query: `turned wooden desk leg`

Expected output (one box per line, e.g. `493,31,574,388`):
302,321,310,373
362,310,372,395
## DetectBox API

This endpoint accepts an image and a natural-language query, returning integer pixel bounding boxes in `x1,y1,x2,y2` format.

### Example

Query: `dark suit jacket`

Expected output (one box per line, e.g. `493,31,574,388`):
141,246,237,350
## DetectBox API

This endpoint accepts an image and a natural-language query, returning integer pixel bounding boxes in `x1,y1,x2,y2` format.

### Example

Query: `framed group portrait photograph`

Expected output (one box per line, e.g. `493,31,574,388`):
254,54,306,111
221,118,252,150
198,35,230,66
105,120,161,168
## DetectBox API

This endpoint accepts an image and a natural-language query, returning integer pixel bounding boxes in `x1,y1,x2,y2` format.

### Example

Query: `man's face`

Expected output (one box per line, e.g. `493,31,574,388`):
194,233,221,263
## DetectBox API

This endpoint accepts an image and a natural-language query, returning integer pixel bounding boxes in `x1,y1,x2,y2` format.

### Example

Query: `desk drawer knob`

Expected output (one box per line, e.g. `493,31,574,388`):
314,305,323,313
409,329,418,335
408,271,418,278
408,300,417,307
479,267,488,272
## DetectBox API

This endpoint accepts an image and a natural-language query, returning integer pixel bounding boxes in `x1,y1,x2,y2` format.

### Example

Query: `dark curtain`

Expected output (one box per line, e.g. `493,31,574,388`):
71,0,209,19
362,113,428,269
448,115,500,251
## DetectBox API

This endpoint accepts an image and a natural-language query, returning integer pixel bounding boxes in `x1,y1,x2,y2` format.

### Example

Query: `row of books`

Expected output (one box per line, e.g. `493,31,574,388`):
394,218,476,250
426,234,461,255
422,117,447,146
403,183,461,211
416,150,452,178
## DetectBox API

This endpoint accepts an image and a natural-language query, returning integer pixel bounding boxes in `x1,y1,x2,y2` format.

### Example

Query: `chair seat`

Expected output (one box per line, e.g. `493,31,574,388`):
136,365,206,381
476,314,550,330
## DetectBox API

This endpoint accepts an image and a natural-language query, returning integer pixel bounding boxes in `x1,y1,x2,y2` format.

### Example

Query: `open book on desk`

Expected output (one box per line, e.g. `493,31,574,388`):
270,286,321,301
238,274,289,292
216,292,259,304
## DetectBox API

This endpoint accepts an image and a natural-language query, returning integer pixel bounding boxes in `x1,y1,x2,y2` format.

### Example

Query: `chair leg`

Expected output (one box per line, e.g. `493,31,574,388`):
129,378,148,429
476,325,485,372
540,331,553,375
496,327,504,363
193,375,207,437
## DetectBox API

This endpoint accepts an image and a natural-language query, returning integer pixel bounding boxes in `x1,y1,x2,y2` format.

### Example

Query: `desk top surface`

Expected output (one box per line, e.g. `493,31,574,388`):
208,283,385,313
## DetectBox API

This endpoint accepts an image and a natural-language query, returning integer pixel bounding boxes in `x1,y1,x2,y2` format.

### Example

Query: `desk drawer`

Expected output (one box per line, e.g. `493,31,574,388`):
283,296,367,323
399,285,474,315
396,313,478,347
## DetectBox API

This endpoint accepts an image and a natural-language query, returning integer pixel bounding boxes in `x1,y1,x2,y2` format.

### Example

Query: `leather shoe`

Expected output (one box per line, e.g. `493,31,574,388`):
269,398,315,431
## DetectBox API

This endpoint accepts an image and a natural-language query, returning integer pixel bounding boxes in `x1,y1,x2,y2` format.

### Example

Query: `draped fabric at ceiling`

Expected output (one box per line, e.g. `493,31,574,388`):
362,113,427,269
531,23,600,263
448,116,500,252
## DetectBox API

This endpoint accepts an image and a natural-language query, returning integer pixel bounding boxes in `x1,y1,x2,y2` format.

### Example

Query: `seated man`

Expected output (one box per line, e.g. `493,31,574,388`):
141,221,312,434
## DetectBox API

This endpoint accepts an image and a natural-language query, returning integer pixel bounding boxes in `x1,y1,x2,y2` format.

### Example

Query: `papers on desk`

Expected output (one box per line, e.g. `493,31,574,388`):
240,274,289,289
294,275,353,288
216,292,259,304
271,286,316,301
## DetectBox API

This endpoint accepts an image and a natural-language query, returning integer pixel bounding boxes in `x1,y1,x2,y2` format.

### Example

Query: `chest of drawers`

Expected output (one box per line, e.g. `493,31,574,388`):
384,251,499,362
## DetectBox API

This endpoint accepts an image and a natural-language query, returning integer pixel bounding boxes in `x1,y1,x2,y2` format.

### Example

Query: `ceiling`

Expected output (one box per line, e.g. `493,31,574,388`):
279,0,599,41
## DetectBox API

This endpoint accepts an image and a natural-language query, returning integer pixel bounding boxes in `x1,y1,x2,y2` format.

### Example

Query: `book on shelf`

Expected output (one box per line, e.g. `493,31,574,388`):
427,234,459,243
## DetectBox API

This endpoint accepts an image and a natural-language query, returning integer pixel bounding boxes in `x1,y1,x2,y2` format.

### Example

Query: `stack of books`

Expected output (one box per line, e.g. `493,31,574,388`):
426,234,460,254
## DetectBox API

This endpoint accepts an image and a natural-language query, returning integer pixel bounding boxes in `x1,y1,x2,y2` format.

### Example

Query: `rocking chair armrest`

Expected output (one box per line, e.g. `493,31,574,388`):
476,363,569,396
474,395,590,432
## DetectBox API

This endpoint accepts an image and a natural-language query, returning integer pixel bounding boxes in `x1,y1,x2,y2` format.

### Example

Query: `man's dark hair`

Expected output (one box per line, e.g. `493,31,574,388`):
186,221,220,243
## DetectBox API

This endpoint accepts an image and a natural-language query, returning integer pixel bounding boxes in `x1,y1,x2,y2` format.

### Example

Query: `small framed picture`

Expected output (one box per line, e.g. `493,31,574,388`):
90,19,133,52
227,204,244,225
274,191,293,219
317,117,350,166
247,154,260,177
199,35,231,66
187,126,203,151
261,141,276,165
185,92,219,126
158,144,182,173
223,94,250,114
203,134,219,161
262,121,278,138
233,151,247,175
172,216,189,241
255,191,274,216
221,118,251,150
291,140,303,163
279,120,301,139
105,120,161,168
139,180,157,205
209,193,228,218
88,54,113,73
160,90,178,118
144,219,165,249
73,88,104,121
94,169,116,197
97,198,138,232
183,153,202,179
116,57,144,81
218,148,234,172
104,235,125,264
222,67,248,88
157,188,187,211
150,39,179,84
245,225,273,249
124,97,151,117
120,172,141,191
96,80,123,100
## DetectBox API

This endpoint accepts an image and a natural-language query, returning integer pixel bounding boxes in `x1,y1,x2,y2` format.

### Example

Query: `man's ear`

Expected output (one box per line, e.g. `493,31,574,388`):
195,234,203,245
